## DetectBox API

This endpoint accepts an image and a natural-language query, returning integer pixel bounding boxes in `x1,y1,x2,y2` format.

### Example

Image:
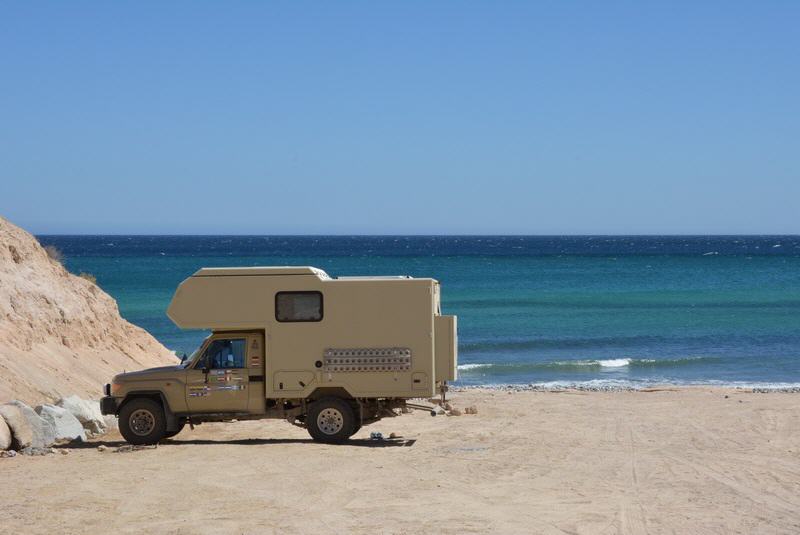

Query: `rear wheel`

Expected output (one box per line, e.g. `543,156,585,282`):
119,398,167,445
307,397,356,443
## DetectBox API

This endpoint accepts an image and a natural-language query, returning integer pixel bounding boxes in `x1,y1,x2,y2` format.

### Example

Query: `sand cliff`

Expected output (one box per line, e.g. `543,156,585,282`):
0,216,175,404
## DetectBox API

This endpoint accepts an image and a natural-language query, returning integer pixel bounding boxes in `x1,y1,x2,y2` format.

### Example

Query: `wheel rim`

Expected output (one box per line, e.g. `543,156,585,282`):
129,409,156,436
316,407,344,435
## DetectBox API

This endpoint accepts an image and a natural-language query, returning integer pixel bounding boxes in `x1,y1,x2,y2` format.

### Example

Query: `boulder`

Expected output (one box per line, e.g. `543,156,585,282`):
0,401,56,449
103,414,118,432
0,403,31,448
35,404,86,442
56,396,107,436
0,416,11,450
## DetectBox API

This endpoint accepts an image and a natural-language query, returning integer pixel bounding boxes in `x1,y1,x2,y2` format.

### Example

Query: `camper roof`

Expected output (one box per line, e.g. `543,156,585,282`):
193,266,330,278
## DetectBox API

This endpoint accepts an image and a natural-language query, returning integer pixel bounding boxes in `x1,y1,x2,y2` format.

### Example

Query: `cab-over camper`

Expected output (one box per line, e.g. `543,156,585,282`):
101,267,457,444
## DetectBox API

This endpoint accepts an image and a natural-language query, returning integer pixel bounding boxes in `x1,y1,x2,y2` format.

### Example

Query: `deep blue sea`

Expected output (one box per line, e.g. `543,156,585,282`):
37,235,800,388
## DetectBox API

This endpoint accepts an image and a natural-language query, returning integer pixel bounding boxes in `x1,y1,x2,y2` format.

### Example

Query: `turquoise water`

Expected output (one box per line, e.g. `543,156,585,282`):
38,236,800,388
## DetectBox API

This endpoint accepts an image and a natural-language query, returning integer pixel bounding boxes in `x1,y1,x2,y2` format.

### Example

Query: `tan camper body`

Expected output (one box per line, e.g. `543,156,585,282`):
101,266,457,445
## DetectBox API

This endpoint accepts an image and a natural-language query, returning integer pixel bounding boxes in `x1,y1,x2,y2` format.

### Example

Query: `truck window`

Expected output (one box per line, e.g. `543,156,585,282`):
196,338,246,369
275,291,323,322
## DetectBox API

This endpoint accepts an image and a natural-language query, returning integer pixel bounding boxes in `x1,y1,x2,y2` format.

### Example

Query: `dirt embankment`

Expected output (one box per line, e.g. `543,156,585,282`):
0,216,175,404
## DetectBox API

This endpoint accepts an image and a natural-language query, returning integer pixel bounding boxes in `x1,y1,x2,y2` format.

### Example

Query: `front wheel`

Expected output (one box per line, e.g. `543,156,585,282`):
307,397,356,443
119,398,167,445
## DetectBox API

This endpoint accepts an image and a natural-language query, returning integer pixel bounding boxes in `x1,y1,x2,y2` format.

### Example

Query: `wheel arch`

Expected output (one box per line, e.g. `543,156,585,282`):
306,386,354,402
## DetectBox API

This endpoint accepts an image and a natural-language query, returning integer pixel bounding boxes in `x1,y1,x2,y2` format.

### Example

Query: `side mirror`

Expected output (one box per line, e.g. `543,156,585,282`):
180,353,188,363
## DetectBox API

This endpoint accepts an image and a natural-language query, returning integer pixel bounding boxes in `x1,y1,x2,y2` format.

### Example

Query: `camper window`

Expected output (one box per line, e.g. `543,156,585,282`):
275,291,323,322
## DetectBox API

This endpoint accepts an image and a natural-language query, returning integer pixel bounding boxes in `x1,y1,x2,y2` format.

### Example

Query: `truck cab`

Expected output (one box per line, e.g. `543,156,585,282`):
101,266,457,444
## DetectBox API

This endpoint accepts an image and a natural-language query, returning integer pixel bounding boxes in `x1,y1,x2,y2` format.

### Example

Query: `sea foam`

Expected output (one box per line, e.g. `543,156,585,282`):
596,358,632,367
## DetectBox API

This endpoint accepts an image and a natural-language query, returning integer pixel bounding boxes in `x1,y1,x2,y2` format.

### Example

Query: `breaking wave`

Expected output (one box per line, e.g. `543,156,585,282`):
455,379,800,391
457,356,718,373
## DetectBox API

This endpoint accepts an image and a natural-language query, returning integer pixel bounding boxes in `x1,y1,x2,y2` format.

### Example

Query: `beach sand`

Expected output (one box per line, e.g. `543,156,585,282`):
2,388,799,534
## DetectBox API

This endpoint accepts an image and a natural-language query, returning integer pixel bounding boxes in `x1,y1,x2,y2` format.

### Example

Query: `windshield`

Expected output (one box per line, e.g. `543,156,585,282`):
180,338,209,368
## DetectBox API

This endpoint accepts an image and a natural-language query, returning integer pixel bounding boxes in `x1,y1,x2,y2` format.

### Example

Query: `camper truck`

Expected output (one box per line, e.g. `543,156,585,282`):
100,267,457,444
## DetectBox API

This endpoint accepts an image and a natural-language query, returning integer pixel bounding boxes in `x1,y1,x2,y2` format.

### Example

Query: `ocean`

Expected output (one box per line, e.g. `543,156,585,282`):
37,235,800,389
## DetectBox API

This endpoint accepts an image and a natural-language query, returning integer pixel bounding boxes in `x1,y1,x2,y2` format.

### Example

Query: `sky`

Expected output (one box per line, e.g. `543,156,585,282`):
1,2,798,235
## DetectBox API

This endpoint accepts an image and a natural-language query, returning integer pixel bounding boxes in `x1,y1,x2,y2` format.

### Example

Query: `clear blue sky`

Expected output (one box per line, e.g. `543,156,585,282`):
1,2,798,234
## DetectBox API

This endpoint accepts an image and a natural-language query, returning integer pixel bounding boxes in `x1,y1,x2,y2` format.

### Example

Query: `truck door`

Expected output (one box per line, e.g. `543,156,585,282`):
186,335,250,413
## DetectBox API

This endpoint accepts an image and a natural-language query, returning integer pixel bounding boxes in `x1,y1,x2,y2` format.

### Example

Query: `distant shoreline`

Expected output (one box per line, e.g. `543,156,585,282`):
453,384,800,393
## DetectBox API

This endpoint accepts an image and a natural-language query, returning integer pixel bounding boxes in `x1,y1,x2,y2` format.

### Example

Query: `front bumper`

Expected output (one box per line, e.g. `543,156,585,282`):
100,396,118,415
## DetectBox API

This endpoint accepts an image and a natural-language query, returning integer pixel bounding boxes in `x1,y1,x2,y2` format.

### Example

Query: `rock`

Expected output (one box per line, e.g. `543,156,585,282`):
389,432,398,439
60,449,69,455
20,446,54,456
0,401,56,449
448,408,462,416
56,396,106,436
0,403,31,449
464,406,478,415
114,444,157,453
1,449,17,458
0,415,11,450
103,414,118,432
97,444,108,452
35,404,87,442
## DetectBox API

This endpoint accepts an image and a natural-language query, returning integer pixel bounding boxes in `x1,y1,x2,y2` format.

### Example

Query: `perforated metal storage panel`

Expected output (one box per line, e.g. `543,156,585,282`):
323,348,412,372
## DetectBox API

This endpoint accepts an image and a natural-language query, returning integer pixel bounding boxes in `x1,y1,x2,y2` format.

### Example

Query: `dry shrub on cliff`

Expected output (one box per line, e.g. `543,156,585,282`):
78,272,97,285
43,245,64,264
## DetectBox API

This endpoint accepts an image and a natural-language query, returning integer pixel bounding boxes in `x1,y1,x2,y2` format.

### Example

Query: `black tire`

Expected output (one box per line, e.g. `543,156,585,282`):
307,397,356,443
164,420,186,439
119,398,167,445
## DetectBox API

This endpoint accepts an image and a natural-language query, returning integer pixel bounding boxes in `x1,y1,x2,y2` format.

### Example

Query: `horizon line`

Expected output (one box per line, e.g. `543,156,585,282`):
34,233,800,238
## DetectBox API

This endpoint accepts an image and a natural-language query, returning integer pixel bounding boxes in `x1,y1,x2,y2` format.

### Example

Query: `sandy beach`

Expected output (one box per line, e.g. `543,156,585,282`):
2,387,798,534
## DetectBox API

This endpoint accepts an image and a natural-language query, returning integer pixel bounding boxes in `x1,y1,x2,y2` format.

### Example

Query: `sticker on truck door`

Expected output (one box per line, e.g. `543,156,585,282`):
250,338,261,367
188,386,210,397
215,384,245,391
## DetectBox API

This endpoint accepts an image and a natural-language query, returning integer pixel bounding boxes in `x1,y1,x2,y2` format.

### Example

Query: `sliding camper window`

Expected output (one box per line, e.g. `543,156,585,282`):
275,291,323,322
